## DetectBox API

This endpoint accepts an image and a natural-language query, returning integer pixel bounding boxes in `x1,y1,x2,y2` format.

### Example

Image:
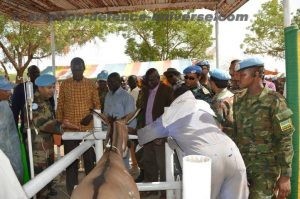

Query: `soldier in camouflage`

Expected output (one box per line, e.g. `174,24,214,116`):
25,74,79,198
209,69,234,138
183,65,212,104
233,58,294,199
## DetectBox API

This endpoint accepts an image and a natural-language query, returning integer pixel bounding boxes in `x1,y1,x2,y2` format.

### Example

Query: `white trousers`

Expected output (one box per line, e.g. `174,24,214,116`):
199,140,249,199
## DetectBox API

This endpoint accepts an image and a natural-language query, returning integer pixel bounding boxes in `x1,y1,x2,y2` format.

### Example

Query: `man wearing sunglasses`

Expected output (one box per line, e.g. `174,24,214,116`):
183,65,212,104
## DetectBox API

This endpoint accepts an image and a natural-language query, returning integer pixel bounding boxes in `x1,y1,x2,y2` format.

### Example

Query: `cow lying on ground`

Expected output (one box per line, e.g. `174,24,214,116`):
71,110,140,199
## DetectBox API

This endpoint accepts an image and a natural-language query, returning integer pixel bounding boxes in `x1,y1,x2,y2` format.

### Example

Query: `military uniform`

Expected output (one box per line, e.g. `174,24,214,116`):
25,74,59,197
210,68,234,138
31,91,55,171
191,84,212,104
211,88,234,137
233,58,294,199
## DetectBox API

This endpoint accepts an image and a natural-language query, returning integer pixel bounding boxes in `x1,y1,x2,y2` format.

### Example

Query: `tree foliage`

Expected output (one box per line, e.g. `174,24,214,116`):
119,11,213,62
241,0,300,59
0,16,115,82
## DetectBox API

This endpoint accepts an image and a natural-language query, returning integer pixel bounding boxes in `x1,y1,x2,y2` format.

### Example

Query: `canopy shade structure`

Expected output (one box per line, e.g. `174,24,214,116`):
0,0,248,23
41,59,192,80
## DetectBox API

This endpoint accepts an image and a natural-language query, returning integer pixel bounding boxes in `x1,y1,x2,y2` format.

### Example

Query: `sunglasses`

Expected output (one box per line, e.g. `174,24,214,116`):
184,76,196,80
166,74,174,78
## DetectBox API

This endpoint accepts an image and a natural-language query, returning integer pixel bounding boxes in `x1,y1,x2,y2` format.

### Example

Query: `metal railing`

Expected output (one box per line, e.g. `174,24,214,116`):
22,112,182,199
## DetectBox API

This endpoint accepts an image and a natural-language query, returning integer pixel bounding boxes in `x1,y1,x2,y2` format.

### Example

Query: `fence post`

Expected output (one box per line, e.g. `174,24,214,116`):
165,143,176,199
93,109,103,161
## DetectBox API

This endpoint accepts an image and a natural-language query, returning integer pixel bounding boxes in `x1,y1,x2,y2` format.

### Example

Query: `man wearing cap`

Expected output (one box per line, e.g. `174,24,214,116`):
183,65,212,104
196,60,212,92
27,74,79,197
233,58,294,199
0,76,23,182
96,70,109,113
163,68,183,91
209,69,234,138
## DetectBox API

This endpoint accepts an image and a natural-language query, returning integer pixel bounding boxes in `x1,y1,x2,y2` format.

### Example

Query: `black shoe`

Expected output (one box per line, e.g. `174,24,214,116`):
135,170,144,182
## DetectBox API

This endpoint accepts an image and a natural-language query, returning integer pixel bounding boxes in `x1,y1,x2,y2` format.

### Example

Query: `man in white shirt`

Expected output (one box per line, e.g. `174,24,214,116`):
137,85,249,199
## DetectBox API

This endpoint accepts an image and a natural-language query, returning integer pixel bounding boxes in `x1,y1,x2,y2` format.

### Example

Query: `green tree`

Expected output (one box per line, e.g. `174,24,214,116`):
119,11,213,61
241,0,300,58
292,9,300,26
0,16,115,82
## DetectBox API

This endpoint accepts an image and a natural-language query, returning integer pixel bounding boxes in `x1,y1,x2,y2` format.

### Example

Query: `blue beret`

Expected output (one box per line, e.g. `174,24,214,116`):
0,76,14,91
209,69,231,81
35,74,56,87
97,70,109,81
196,60,210,67
183,65,202,74
236,58,264,71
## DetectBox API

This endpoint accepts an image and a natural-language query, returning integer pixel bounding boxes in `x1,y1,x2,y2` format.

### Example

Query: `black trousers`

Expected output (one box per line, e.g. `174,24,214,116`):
63,140,96,195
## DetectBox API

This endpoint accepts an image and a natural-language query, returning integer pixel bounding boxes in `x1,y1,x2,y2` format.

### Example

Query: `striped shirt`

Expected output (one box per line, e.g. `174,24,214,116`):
56,77,100,131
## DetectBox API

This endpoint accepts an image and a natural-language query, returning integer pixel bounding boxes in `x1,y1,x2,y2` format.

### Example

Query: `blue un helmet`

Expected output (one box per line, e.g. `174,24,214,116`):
35,74,56,87
196,60,210,69
0,76,14,91
183,65,202,75
235,58,264,72
209,68,231,81
97,70,109,81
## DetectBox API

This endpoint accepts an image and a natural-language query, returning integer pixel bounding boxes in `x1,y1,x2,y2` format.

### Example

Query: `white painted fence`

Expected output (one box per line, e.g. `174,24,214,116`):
22,113,183,199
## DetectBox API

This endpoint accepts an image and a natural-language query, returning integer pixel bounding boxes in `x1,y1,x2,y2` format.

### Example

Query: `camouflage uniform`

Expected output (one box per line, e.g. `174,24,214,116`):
191,84,213,104
233,87,294,199
211,88,234,138
24,91,56,173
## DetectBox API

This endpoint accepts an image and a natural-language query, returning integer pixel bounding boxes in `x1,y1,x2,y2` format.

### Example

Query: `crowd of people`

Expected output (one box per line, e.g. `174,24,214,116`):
0,56,294,199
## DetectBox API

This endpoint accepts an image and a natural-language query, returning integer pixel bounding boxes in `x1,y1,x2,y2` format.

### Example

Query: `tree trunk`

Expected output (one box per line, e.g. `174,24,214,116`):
16,67,26,84
0,62,9,80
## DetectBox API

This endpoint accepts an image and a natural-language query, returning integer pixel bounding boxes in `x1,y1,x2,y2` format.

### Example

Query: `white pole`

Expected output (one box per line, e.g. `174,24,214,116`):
283,0,291,27
215,8,220,68
23,140,95,198
93,109,103,161
26,128,35,180
165,143,176,199
62,131,137,140
183,155,211,199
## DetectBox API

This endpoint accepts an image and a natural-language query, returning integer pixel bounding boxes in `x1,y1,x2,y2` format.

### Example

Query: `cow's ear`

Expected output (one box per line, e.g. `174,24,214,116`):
121,109,141,124
91,109,109,125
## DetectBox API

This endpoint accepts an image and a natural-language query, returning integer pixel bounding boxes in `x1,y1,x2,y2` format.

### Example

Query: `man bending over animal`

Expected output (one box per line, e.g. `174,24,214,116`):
137,85,249,199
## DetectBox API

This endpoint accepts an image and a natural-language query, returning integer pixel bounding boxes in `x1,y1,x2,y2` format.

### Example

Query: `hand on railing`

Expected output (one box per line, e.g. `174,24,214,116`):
61,119,80,131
